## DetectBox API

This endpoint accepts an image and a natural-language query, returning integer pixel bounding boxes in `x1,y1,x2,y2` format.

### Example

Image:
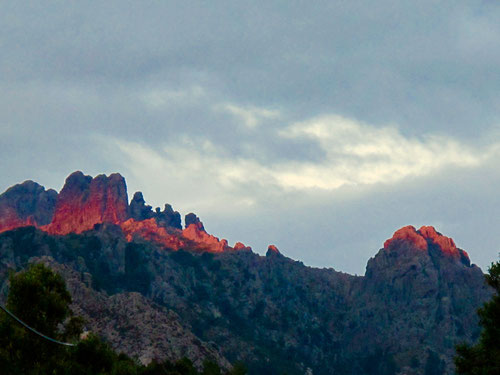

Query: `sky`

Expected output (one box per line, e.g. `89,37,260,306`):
1,1,499,275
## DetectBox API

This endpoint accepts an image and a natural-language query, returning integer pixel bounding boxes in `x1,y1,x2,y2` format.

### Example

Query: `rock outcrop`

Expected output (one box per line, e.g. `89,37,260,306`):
154,204,182,230
120,218,186,250
130,192,182,230
0,180,57,232
129,192,153,221
182,224,229,253
383,225,469,264
266,244,280,256
43,172,129,235
185,213,205,231
0,172,235,253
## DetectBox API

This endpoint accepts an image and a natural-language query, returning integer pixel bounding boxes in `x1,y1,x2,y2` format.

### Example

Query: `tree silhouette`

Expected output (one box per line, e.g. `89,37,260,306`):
455,258,500,374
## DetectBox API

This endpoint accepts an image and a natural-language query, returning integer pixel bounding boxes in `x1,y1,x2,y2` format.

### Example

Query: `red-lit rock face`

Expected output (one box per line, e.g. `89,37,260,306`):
266,244,280,257
418,226,458,255
0,209,36,233
120,218,186,250
267,245,280,254
0,172,251,254
383,226,427,251
384,225,468,260
44,172,129,235
182,224,228,253
233,242,251,251
0,180,58,233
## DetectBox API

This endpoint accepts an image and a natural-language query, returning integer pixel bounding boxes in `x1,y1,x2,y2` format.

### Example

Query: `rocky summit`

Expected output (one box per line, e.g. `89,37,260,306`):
0,171,243,253
0,172,494,375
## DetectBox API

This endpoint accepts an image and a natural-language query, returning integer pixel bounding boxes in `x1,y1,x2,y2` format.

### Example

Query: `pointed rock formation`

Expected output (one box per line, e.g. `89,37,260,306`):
154,204,182,230
130,192,182,230
129,192,153,221
266,244,280,257
185,213,205,231
44,171,129,235
0,172,240,254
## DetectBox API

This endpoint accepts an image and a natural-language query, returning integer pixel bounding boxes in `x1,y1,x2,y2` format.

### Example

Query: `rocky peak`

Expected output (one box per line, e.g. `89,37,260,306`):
233,242,252,251
185,213,205,231
130,192,182,230
266,244,280,257
154,204,182,230
383,225,469,262
0,180,58,232
129,192,153,221
367,225,473,284
45,171,129,235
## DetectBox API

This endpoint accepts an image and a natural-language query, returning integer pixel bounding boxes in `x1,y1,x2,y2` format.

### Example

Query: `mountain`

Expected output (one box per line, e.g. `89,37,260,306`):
0,172,494,375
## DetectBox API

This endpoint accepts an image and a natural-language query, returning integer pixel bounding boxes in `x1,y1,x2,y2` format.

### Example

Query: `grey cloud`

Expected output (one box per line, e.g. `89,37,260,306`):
1,0,499,274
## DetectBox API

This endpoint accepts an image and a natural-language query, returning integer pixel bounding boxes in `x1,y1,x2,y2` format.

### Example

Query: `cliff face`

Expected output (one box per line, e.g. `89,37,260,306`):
44,172,129,235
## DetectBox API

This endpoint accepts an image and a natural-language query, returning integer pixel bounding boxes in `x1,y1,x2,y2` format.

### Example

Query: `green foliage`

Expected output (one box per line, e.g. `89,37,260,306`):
7,263,72,336
0,263,74,374
455,258,500,374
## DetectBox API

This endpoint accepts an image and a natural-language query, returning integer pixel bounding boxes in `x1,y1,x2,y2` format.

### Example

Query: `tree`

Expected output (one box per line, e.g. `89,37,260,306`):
0,263,78,374
455,259,500,374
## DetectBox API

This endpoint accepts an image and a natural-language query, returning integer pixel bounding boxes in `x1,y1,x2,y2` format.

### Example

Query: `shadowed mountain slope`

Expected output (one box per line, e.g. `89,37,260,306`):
0,172,494,374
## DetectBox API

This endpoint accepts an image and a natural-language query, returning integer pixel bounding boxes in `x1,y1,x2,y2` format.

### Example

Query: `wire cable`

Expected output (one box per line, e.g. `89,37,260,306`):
0,304,75,346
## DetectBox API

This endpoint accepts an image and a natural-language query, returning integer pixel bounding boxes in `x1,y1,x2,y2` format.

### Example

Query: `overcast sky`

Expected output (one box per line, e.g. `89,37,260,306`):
1,1,499,274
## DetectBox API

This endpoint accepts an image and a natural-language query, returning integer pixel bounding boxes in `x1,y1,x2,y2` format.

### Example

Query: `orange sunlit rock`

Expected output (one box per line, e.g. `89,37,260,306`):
43,172,129,235
120,218,185,249
0,210,36,233
0,180,58,234
418,226,457,255
182,224,228,253
384,225,469,261
384,225,427,251
0,171,246,254
267,244,280,254
233,242,251,251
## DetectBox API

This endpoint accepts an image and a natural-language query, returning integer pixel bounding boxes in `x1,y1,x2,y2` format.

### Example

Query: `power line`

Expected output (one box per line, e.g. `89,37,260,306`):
0,304,75,347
